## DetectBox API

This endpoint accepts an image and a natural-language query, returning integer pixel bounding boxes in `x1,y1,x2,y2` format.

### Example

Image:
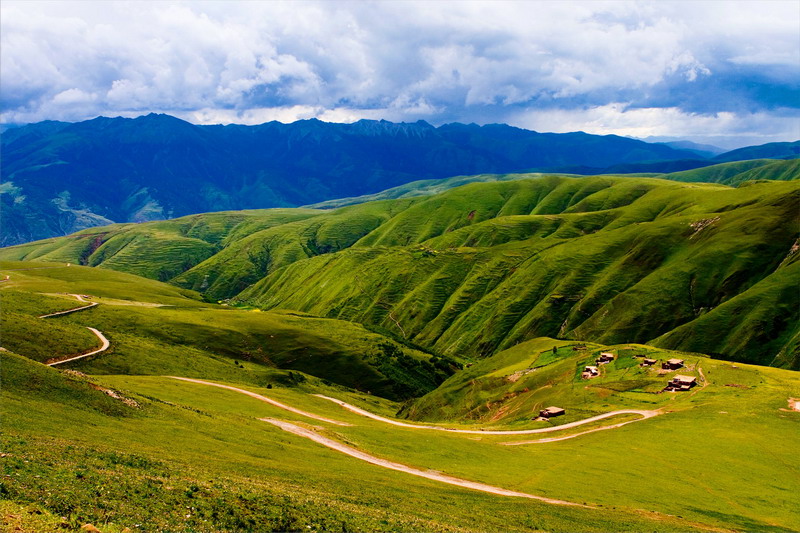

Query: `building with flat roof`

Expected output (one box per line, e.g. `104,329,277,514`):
662,358,684,370
539,406,565,418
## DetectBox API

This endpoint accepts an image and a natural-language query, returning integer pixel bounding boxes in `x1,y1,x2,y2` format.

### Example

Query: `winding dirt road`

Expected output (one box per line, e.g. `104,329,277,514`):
315,394,661,435
46,327,110,366
261,417,587,507
39,294,98,318
168,377,352,426
501,413,660,445
36,294,111,366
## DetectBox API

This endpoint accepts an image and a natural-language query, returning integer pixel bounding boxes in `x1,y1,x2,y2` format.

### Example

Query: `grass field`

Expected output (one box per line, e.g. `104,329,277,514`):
1,169,799,532
2,264,799,531
0,262,457,401
2,172,797,369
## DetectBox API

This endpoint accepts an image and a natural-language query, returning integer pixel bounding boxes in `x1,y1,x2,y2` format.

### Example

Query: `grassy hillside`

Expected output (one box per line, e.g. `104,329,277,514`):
4,339,799,532
2,255,799,531
6,350,746,533
2,171,798,369
172,199,419,300
0,262,456,400
241,177,800,368
660,158,799,185
0,209,322,282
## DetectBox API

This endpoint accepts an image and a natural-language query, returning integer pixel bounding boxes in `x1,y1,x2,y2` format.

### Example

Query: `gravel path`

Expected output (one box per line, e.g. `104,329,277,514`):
261,417,588,506
39,294,98,318
168,377,352,426
315,394,661,435
34,294,111,366
46,327,110,366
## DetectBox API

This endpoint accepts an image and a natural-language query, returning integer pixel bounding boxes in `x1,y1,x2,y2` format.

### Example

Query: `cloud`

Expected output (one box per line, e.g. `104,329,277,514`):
0,0,797,147
513,104,800,149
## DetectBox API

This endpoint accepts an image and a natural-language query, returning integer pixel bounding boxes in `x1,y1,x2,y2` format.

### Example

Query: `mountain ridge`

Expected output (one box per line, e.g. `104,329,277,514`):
0,114,728,246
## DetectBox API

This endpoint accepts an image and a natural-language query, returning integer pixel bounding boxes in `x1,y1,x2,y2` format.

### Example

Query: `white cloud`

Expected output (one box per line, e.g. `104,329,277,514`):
0,0,797,147
512,104,800,149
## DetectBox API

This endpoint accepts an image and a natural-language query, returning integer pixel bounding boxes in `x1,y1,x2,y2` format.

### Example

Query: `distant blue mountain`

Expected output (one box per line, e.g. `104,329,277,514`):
0,113,766,245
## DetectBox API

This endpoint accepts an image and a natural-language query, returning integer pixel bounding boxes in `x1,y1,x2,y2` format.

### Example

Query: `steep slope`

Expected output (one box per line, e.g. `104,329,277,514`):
309,159,799,210
3,174,798,369
1,114,703,245
239,177,800,368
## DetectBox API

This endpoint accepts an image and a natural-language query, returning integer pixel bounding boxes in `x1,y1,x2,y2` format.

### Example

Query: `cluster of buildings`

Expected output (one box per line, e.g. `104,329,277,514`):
539,352,699,420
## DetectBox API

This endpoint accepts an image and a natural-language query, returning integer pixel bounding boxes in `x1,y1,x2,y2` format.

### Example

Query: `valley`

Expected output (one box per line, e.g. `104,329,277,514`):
4,3,799,531
2,258,799,532
4,170,798,369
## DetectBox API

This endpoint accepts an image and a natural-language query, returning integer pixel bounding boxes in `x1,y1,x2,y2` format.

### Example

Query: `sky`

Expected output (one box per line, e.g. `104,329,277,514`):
1,1,798,149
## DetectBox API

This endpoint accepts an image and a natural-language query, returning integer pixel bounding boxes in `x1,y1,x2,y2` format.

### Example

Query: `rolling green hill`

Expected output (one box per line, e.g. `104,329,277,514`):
0,263,456,400
2,170,798,369
659,158,800,185
241,177,800,368
2,250,799,532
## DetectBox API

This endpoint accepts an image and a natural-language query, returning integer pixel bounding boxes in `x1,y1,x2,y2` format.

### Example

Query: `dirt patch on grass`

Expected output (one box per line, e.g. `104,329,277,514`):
88,383,140,408
787,398,800,412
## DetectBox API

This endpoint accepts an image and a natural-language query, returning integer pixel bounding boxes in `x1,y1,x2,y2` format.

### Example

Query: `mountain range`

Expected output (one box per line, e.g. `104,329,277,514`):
3,113,798,246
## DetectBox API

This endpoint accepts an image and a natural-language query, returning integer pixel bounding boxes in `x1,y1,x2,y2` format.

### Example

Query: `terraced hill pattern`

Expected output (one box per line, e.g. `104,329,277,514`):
4,169,798,369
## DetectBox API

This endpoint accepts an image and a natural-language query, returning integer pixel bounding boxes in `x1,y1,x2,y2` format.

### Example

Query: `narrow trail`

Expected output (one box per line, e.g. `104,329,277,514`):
34,293,111,366
46,327,110,366
260,417,587,507
501,414,657,445
39,294,98,318
164,380,730,530
315,394,661,435
167,377,352,426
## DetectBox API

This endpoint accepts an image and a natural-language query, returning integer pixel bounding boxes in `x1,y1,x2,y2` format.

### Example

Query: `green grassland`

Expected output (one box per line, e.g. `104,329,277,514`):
659,159,800,185
4,352,728,533
0,262,456,401
406,337,711,423
241,177,799,368
2,262,799,531
2,170,797,370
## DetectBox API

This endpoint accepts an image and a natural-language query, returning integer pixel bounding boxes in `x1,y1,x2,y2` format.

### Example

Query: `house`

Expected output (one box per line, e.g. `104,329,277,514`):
597,352,614,364
664,375,697,392
642,358,657,366
539,406,565,418
662,358,684,370
582,365,599,379
672,375,697,387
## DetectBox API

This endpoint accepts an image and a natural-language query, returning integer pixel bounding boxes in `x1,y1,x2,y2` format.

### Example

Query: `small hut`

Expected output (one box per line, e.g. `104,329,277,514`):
664,375,697,391
539,406,565,418
642,358,657,366
582,365,599,379
662,358,684,370
597,352,614,364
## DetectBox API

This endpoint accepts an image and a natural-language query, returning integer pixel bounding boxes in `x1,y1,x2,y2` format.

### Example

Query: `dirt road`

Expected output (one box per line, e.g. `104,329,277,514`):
46,327,110,366
261,417,587,506
501,414,659,445
39,294,98,318
315,394,660,435
168,377,352,426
